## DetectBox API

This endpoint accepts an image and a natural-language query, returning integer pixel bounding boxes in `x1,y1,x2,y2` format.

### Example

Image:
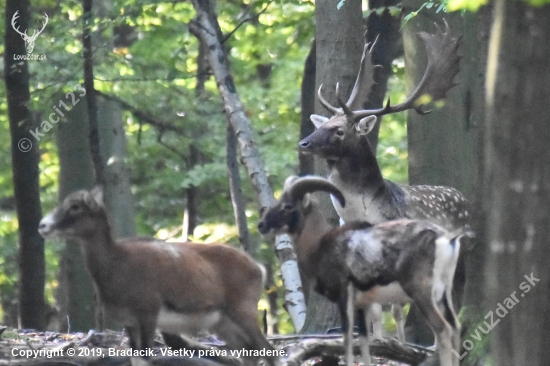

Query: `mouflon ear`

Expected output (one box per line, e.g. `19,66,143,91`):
88,186,105,210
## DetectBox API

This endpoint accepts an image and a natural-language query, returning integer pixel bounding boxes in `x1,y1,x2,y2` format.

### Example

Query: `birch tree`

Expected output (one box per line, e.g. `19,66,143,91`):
189,0,306,331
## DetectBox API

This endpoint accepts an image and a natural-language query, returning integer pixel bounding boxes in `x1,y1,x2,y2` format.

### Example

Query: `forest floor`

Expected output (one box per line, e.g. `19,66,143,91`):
0,327,430,366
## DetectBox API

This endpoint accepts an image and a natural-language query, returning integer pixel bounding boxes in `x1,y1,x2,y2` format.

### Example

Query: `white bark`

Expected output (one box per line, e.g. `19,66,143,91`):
189,0,306,331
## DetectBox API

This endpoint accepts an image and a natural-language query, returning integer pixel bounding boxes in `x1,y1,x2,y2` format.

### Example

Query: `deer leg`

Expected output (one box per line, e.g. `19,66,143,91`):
442,289,461,366
217,310,278,366
126,326,141,350
391,304,406,342
337,282,355,366
408,291,455,366
357,306,371,366
345,282,356,366
128,316,156,366
369,303,383,339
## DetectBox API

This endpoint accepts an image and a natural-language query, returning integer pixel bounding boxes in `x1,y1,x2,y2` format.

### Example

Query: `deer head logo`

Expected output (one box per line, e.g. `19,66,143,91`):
11,11,48,54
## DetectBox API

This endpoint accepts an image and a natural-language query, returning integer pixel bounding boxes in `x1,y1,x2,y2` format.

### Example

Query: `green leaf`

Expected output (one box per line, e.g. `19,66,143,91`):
447,0,488,11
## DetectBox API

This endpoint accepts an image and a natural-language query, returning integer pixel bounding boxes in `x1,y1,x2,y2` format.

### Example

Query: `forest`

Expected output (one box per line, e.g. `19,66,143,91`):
1,0,550,365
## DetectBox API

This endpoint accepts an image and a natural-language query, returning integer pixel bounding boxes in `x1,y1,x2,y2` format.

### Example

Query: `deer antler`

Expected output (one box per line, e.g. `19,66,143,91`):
352,19,462,120
317,20,462,123
11,11,28,39
317,32,380,116
317,84,342,115
345,33,381,111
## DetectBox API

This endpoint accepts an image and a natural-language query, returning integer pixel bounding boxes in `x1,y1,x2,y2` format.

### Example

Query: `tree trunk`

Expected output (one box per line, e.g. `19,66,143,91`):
363,1,403,152
484,2,550,365
189,0,306,331
401,3,489,346
83,0,103,186
302,0,365,334
56,100,96,332
4,0,46,330
226,123,253,253
183,145,200,240
97,98,136,239
299,40,316,176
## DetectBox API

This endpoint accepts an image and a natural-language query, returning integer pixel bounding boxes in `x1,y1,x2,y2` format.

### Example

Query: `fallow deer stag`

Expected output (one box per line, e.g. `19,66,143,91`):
299,20,471,346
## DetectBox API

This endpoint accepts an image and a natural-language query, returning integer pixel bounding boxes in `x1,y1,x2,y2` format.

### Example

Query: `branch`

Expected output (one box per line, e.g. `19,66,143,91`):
221,1,273,44
95,90,186,135
157,134,188,160
283,337,433,366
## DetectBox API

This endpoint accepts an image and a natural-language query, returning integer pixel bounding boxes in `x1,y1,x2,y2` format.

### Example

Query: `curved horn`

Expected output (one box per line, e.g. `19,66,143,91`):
287,177,345,207
317,85,341,115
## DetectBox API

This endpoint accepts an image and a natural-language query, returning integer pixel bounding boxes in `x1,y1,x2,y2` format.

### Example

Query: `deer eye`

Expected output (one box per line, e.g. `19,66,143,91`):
335,128,345,137
283,203,294,211
69,203,81,212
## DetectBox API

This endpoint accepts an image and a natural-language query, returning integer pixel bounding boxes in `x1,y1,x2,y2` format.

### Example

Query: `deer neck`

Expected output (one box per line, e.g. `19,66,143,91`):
328,136,385,191
292,204,335,279
326,137,400,223
76,214,119,283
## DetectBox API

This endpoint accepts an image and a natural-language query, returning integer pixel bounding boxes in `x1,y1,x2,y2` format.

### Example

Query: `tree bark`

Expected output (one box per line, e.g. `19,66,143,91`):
189,0,306,331
55,101,97,332
301,0,365,334
299,40,316,176
226,123,253,253
363,1,403,152
401,3,489,346
97,97,137,239
484,2,550,365
4,0,46,330
183,145,200,240
83,0,103,185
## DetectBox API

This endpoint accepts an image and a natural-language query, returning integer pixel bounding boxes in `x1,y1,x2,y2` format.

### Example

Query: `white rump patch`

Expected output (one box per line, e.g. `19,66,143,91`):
432,236,459,302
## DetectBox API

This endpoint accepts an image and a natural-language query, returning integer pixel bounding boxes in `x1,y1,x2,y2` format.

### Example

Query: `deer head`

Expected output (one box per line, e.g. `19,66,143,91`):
258,176,345,236
11,11,48,54
299,20,462,159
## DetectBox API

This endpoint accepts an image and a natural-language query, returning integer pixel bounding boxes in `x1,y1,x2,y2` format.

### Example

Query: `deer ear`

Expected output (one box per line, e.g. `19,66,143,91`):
310,115,329,129
301,193,312,210
90,186,105,208
283,175,299,191
355,115,377,135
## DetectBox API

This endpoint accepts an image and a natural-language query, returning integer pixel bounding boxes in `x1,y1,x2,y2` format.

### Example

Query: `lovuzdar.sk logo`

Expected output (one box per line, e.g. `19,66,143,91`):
11,10,48,60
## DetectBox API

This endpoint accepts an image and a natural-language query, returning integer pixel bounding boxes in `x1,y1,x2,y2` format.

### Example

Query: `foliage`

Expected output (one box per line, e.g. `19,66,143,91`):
403,0,448,23
378,60,408,184
449,0,550,11
0,0,409,330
